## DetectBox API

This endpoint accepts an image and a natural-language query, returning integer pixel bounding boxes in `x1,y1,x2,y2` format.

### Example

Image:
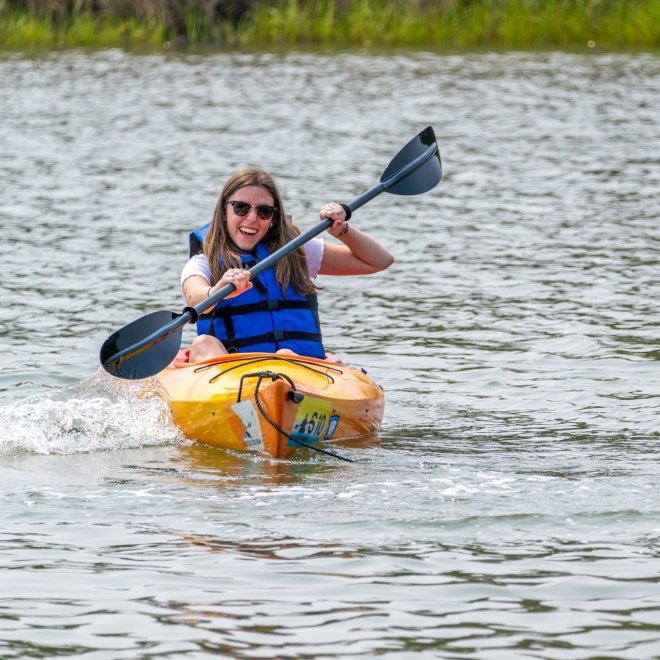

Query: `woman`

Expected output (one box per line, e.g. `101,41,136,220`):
181,168,394,362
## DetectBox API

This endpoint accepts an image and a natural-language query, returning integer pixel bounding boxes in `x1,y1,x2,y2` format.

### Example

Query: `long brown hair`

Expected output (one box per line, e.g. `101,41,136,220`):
202,169,316,296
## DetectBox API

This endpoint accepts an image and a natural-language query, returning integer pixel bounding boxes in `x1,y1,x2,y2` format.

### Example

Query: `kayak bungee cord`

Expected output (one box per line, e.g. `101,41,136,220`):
238,371,355,463
193,354,343,386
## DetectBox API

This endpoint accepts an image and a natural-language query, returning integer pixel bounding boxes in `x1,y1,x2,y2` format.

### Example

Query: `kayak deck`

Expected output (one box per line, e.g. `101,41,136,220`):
155,352,384,459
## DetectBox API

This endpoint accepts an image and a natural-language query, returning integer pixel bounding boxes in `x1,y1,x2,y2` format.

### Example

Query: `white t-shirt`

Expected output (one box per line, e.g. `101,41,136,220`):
180,237,325,289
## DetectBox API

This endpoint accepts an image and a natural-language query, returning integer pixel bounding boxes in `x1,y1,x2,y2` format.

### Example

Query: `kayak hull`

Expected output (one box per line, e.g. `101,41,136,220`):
155,353,384,459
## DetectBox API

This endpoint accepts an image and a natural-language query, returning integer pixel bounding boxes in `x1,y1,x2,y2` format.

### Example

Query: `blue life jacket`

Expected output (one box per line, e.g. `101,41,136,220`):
189,224,325,358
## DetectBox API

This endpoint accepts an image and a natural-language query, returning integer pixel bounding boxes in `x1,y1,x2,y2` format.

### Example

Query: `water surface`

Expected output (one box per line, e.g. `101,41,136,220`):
1,49,659,658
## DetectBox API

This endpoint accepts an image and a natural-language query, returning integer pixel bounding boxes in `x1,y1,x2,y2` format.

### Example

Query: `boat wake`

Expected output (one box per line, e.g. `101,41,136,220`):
0,369,182,456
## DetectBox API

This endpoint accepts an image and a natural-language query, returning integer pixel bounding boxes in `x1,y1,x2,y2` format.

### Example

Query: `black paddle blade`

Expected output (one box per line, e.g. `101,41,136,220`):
380,125,442,195
100,310,182,380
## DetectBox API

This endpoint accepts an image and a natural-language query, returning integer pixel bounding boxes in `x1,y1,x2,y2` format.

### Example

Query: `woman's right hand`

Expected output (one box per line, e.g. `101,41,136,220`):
212,268,252,299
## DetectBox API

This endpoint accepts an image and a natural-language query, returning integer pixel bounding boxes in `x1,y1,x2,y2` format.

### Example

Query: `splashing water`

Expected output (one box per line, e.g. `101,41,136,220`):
0,370,182,456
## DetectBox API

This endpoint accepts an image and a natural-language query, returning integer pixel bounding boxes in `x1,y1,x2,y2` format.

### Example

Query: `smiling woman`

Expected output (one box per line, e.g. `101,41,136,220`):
180,168,395,363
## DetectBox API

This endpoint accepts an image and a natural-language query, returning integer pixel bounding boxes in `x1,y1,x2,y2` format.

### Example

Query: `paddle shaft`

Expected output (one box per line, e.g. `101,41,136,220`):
105,140,438,367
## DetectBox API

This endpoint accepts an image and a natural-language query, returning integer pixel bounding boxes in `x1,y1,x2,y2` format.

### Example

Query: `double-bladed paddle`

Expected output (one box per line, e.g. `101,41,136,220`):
101,126,442,380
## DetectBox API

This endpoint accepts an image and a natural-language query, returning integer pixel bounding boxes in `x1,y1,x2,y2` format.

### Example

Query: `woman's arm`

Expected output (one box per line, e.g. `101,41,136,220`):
316,203,394,276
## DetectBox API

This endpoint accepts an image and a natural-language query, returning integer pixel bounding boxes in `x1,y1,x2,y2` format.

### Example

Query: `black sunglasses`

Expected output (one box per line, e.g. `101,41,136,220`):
226,200,276,221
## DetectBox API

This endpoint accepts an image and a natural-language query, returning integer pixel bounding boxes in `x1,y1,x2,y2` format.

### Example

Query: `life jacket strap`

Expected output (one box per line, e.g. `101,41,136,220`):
198,296,319,320
227,330,323,351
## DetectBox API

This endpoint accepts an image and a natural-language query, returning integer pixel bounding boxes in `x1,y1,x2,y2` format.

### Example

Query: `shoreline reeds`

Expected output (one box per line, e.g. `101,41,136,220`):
1,0,658,51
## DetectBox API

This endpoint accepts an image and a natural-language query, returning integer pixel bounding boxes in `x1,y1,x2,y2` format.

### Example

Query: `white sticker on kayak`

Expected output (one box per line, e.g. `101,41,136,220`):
231,400,264,451
324,414,340,441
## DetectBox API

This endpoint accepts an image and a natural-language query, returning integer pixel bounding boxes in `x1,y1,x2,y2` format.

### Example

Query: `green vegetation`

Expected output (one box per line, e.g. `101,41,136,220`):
1,0,658,51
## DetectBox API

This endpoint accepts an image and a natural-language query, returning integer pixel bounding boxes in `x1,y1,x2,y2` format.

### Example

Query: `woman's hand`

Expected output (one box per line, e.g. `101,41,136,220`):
321,202,350,239
316,203,395,276
213,268,252,299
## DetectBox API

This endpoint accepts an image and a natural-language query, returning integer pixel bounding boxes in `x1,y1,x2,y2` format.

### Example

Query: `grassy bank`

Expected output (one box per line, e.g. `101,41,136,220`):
1,0,658,51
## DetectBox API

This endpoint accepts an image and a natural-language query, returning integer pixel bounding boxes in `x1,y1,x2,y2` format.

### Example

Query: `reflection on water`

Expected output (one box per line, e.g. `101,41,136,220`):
0,49,658,658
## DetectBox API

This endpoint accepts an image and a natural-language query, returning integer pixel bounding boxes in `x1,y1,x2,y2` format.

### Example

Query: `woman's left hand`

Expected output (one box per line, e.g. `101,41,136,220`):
321,202,349,238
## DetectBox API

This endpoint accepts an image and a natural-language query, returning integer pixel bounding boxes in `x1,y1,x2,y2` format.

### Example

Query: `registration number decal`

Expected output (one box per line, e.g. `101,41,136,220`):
288,396,332,446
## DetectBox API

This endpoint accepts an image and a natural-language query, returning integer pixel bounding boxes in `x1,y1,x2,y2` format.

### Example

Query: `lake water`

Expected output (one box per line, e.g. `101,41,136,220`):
1,48,658,658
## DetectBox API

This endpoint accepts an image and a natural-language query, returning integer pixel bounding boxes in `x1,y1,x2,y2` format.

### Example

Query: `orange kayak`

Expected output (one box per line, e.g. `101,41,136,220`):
155,352,384,459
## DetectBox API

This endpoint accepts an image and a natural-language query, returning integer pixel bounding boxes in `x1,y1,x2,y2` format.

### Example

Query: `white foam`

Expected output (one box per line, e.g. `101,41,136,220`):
0,369,182,455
